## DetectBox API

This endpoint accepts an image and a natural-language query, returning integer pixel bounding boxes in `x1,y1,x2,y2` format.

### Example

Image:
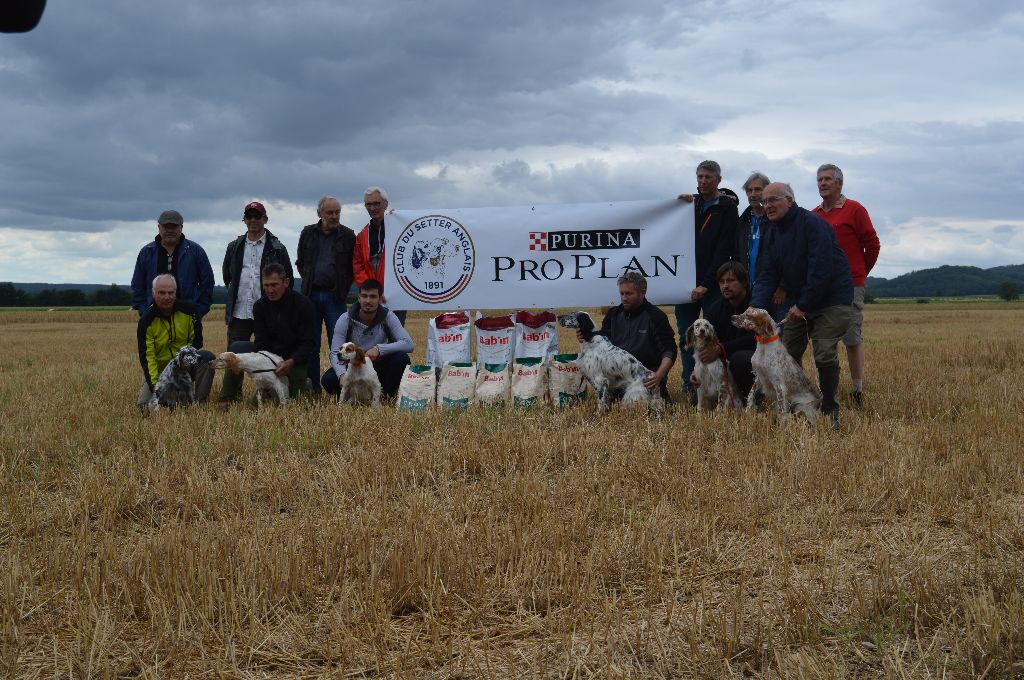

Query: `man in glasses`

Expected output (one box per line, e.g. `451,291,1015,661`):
222,201,294,344
296,195,356,395
354,186,406,324
812,164,880,410
675,160,739,400
750,182,853,430
131,209,215,317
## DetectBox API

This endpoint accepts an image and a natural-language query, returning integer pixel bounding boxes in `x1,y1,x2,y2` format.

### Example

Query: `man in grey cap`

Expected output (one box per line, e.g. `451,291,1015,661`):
131,209,215,316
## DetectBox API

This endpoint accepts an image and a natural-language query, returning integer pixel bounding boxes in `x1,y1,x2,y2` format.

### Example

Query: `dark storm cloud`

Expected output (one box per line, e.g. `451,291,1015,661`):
1,0,697,231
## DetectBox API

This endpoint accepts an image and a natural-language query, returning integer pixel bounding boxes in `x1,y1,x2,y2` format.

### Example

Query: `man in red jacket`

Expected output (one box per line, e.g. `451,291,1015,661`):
353,186,405,324
813,164,881,409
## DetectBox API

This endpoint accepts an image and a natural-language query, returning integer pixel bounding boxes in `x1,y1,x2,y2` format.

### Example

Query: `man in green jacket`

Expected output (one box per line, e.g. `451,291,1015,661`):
136,273,215,411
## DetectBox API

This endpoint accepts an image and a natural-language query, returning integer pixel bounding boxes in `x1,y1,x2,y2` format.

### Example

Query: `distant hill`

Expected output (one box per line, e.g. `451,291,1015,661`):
866,264,1024,297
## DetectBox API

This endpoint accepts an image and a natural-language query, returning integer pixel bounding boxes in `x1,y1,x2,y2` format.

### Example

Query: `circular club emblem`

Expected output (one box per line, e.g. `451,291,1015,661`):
393,215,476,304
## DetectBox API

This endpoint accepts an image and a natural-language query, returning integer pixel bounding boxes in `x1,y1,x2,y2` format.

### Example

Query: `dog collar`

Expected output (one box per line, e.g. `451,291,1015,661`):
756,334,779,344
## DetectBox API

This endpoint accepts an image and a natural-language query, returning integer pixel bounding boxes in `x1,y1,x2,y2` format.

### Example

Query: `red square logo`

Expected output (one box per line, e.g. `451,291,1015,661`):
528,232,547,251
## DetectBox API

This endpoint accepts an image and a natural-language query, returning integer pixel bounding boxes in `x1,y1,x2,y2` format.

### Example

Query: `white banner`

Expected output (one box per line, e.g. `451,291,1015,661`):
383,199,695,310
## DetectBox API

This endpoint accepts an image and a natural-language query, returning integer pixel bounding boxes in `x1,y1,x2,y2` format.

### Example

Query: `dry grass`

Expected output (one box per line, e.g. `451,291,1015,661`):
2,303,1023,678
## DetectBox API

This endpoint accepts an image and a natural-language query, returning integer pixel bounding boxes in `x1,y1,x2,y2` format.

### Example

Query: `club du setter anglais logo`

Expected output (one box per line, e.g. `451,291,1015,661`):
393,215,476,304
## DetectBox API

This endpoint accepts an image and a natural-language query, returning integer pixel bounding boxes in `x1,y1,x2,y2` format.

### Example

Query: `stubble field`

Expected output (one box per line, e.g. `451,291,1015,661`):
1,303,1023,678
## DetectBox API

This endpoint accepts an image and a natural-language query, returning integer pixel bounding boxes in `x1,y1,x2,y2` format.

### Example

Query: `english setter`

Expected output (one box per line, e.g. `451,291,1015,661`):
336,342,381,406
148,346,202,412
557,311,661,413
684,319,742,412
730,307,820,423
212,350,289,407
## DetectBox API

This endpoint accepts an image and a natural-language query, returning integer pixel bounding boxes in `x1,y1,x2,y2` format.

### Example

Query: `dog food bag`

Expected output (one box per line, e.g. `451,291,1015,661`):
511,357,548,407
475,363,511,406
438,362,476,409
474,313,516,365
397,365,436,410
426,312,472,367
549,353,587,407
513,309,559,359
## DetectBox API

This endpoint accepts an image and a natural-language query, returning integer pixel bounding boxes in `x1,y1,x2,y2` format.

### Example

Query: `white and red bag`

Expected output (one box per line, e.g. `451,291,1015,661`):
475,363,511,406
474,313,516,365
511,357,548,407
549,353,587,407
438,362,476,409
397,365,436,410
426,312,472,367
513,309,559,360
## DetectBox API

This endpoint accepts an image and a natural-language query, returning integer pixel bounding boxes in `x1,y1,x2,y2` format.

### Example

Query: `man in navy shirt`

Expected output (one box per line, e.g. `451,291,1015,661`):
751,182,853,429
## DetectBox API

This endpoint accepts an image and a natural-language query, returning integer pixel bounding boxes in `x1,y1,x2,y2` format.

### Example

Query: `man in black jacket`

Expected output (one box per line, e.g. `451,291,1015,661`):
675,160,739,395
222,201,294,343
690,262,757,402
295,195,356,394
217,264,318,408
580,272,676,401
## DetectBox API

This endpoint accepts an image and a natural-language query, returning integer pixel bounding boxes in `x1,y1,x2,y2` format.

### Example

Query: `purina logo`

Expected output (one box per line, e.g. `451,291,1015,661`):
528,229,640,252
394,215,475,304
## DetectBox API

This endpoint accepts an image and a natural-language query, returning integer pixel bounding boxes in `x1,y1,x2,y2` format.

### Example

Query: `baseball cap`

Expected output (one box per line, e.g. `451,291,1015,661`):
158,210,184,225
244,201,267,217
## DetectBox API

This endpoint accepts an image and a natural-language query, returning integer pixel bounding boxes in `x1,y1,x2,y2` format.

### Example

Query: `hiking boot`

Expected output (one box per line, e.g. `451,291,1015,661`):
850,390,864,410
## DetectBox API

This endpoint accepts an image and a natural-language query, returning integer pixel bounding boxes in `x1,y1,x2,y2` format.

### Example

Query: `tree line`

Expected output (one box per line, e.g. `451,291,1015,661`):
0,282,134,307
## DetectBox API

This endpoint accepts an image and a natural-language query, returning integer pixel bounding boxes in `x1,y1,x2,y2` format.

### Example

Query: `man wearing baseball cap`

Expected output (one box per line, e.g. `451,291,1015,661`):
131,209,215,316
221,201,295,343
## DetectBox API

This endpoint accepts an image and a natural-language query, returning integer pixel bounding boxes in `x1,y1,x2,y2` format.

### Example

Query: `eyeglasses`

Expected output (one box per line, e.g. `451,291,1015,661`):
757,196,787,208
364,201,383,208
244,213,265,220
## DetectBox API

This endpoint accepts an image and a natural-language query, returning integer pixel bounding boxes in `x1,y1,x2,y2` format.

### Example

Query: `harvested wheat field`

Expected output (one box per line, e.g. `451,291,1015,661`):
2,302,1023,678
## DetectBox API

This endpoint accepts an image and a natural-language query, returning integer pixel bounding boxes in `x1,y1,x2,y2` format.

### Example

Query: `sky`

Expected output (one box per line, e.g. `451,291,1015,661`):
1,0,1022,284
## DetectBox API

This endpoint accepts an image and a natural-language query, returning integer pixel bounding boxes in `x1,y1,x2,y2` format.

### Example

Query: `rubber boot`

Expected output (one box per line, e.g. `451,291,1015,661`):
816,363,841,430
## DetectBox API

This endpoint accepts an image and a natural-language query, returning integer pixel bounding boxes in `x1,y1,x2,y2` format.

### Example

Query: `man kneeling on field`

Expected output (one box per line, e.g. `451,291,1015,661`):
217,263,318,408
323,278,413,399
575,271,676,401
689,261,757,402
136,273,215,410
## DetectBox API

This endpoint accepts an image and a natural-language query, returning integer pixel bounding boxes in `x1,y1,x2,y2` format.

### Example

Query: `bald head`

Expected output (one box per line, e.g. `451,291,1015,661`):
762,182,795,222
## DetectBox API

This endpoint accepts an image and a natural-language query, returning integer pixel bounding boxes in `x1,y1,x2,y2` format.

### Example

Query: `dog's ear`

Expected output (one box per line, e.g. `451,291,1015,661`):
683,325,695,350
756,310,775,337
576,312,596,340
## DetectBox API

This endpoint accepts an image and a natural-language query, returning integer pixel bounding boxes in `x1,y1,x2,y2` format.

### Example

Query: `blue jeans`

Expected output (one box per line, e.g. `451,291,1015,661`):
308,290,346,393
674,287,722,391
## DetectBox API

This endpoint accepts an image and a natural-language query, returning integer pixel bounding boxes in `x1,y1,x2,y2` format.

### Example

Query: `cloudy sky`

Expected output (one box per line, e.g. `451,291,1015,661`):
1,0,1022,284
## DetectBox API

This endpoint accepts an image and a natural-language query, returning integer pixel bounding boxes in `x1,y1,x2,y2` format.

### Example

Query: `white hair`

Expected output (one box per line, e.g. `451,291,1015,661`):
364,186,389,203
316,195,340,215
151,273,177,292
816,163,844,184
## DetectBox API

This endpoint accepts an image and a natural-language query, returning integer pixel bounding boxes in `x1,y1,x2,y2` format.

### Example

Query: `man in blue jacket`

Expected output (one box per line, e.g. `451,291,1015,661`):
131,209,215,317
751,182,853,429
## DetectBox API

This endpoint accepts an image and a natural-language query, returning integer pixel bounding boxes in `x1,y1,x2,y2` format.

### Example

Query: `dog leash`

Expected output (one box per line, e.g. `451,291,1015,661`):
248,351,282,374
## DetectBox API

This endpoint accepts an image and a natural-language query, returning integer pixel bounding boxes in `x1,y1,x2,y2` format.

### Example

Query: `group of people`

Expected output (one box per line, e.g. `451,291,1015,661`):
133,188,412,410
671,160,879,427
132,163,880,427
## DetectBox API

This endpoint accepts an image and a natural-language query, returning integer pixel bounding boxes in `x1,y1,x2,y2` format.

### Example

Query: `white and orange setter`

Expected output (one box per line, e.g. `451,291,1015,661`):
211,351,289,408
336,342,381,406
730,307,820,423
